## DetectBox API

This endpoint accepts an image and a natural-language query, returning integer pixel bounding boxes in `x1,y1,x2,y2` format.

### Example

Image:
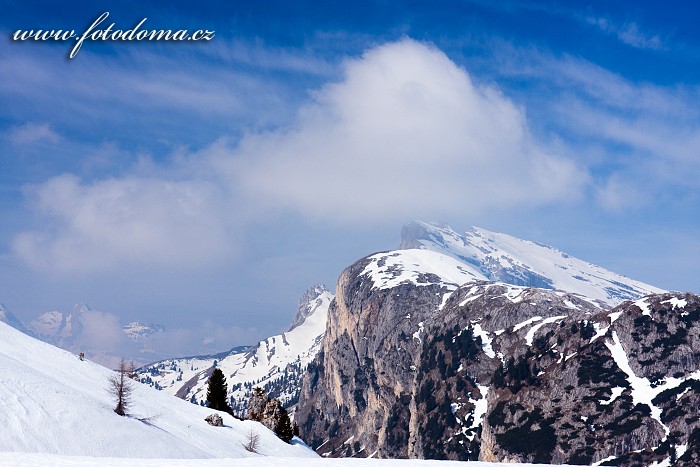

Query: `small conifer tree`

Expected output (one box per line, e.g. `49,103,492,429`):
206,368,233,415
274,404,294,443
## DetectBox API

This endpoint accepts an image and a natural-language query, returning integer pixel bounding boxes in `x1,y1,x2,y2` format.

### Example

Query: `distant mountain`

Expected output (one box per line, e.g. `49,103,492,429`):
0,303,30,334
2,303,166,367
138,285,334,415
122,321,166,342
401,221,664,305
28,303,90,341
296,246,700,466
0,319,317,459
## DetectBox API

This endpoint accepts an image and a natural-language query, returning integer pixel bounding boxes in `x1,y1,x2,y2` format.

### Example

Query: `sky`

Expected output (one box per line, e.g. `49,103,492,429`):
1,0,699,358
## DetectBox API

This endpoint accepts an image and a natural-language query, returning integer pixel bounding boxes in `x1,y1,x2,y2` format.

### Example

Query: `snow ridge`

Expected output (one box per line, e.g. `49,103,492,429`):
401,221,664,305
139,286,334,413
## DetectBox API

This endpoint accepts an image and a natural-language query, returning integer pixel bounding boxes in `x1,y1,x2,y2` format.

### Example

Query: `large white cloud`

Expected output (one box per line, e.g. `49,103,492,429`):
222,39,588,223
13,39,589,274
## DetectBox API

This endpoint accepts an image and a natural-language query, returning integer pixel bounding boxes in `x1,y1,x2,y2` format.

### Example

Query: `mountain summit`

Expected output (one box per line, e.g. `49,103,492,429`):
140,222,662,419
296,232,699,465
400,221,663,304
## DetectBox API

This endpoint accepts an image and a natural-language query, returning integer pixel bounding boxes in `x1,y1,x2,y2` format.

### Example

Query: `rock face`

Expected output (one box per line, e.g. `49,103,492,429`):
296,249,700,466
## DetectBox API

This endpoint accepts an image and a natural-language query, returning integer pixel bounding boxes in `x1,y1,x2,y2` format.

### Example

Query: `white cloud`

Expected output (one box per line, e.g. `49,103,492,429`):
12,39,589,274
13,173,234,273
220,39,588,223
76,310,127,352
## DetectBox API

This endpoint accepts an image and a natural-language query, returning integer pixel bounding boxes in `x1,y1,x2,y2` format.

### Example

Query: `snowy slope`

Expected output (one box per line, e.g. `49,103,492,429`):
362,249,485,291
0,452,572,467
401,221,664,304
0,320,317,459
139,286,334,413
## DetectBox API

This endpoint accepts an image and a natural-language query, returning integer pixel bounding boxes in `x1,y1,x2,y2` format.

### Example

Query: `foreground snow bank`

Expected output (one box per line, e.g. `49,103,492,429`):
0,452,572,467
0,321,316,459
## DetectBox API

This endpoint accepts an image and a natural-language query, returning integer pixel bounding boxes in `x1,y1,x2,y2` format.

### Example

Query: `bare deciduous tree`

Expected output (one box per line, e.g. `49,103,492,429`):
244,428,260,453
109,358,135,416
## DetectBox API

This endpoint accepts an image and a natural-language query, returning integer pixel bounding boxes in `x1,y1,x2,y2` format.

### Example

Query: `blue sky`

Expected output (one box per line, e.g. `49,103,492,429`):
1,1,699,356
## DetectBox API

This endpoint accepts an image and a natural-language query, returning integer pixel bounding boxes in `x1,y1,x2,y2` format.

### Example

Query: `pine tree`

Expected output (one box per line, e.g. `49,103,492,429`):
274,404,294,443
206,368,233,415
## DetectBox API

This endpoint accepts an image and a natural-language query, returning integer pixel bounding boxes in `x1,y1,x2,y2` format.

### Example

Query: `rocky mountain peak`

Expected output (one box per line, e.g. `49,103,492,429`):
288,284,330,332
296,244,700,466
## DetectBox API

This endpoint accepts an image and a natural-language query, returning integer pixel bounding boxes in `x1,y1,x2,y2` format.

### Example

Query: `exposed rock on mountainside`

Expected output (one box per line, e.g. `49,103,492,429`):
296,248,699,466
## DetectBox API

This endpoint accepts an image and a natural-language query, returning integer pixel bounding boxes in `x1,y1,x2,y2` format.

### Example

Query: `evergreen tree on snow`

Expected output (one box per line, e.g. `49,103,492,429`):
206,368,233,415
273,401,294,443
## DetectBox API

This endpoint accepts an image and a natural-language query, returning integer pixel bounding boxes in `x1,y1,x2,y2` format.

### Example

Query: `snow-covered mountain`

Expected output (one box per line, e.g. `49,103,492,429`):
28,303,90,339
138,285,334,415
0,303,30,334
0,319,317,460
139,222,662,416
7,303,166,367
122,321,166,342
27,304,164,345
297,244,700,465
401,221,664,304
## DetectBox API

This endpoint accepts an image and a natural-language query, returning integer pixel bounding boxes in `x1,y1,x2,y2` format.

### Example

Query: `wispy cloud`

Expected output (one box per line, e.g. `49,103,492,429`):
12,173,235,273
0,38,328,148
8,123,60,146
583,15,664,51
487,43,700,213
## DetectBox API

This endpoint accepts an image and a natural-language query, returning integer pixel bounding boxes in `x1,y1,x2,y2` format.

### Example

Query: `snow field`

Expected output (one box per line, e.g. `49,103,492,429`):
0,452,574,467
0,321,316,459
